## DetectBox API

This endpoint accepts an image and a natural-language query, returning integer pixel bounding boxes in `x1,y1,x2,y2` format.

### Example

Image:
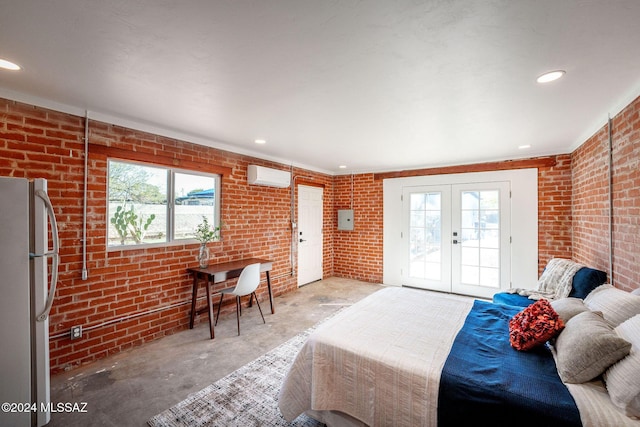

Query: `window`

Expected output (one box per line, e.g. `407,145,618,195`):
107,159,220,247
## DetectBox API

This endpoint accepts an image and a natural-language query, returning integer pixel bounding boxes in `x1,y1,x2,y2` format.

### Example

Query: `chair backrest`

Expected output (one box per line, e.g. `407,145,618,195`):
232,263,261,296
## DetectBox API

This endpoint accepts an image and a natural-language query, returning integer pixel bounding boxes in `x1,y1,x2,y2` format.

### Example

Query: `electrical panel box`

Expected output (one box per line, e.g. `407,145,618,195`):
337,209,354,231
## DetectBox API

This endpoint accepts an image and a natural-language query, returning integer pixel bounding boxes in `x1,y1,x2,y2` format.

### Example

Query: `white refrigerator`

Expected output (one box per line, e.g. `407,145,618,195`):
0,177,60,427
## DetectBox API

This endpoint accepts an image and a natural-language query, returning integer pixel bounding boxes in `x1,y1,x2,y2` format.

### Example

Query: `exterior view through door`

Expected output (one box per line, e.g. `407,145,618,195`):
403,181,511,299
297,185,323,286
383,169,539,297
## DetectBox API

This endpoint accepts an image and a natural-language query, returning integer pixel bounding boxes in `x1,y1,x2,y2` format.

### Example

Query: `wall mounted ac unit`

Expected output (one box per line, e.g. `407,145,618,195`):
247,165,291,188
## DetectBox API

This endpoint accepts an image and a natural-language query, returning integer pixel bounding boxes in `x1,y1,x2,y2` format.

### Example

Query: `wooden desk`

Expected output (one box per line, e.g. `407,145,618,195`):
187,258,274,339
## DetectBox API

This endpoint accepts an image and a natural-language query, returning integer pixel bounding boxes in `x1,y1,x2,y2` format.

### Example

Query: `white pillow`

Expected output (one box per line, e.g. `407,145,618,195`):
604,315,640,418
584,285,640,327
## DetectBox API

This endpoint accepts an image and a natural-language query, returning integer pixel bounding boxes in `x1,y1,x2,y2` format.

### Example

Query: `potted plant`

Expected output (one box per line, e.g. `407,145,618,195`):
194,216,220,268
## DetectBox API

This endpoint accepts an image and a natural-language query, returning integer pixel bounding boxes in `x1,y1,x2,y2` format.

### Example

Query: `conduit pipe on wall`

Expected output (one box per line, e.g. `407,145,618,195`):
350,173,354,210
49,270,292,340
81,111,89,280
608,115,614,287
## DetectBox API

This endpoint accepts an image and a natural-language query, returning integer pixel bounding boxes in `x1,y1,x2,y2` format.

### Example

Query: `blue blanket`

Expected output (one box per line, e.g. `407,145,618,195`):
437,300,581,426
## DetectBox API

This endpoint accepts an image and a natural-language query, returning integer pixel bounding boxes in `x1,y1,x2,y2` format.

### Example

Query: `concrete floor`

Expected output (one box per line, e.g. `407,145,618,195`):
48,278,383,427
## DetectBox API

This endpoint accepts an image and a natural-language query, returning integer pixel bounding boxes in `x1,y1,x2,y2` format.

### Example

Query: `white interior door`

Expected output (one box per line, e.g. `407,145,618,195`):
402,181,511,298
297,185,323,286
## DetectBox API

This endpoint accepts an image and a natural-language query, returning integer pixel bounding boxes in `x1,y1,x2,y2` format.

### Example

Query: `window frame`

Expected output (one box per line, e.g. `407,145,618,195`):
107,158,221,250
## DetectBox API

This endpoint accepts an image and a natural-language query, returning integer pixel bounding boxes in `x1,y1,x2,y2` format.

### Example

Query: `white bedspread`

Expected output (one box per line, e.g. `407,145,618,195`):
278,286,473,426
278,285,640,427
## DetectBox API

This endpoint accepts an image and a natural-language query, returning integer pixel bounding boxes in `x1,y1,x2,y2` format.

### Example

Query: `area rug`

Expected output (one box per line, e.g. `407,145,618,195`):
147,316,337,427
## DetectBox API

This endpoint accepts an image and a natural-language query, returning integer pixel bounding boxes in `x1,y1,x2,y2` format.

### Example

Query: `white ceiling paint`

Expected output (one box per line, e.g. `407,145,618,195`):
1,0,639,174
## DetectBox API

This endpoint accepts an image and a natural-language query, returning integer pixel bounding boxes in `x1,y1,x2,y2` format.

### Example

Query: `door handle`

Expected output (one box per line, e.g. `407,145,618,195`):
299,239,306,243
452,239,458,244
33,189,60,322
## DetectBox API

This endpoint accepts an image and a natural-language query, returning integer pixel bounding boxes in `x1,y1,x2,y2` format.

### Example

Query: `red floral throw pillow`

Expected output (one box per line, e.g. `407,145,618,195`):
509,299,565,351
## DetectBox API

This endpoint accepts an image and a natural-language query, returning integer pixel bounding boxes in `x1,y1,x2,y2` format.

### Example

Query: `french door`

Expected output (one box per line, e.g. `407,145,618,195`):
403,181,511,299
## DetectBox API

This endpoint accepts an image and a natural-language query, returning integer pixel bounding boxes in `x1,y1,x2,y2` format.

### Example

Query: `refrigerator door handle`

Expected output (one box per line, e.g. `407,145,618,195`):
32,189,60,322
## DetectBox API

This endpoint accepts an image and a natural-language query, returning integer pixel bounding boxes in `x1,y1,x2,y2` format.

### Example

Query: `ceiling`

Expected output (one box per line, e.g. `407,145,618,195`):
1,1,640,175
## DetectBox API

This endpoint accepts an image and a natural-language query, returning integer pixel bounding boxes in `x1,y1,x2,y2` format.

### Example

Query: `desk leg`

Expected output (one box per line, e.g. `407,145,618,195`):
205,276,215,339
189,273,199,329
205,278,215,339
266,271,274,314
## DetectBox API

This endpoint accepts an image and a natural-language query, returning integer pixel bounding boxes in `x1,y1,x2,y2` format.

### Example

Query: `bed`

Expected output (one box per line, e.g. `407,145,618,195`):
278,285,640,427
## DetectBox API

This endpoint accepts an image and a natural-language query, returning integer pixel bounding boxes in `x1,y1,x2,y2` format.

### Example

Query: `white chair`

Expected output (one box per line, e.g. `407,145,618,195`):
214,263,265,335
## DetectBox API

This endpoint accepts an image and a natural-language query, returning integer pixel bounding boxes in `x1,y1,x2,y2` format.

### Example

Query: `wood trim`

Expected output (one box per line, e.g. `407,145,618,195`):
295,178,325,188
373,156,557,180
89,143,233,176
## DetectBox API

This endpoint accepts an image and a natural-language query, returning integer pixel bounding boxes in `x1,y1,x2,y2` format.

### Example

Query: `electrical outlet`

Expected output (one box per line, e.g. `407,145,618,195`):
70,325,82,340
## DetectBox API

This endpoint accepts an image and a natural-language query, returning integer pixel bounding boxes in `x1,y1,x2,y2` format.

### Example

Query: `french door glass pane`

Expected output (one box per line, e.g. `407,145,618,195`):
409,192,441,281
480,248,499,268
481,267,499,287
461,247,479,266
461,266,479,285
459,190,500,287
410,211,425,227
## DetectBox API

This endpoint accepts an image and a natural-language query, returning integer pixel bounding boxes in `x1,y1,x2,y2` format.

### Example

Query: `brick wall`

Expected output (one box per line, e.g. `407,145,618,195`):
537,155,573,274
0,98,333,373
572,96,640,292
571,125,611,274
333,173,383,283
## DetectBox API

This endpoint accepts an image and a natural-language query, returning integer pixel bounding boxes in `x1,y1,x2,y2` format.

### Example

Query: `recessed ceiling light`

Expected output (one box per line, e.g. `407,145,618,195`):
0,58,21,71
338,165,347,169
536,70,565,83
254,139,266,144
518,144,531,149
